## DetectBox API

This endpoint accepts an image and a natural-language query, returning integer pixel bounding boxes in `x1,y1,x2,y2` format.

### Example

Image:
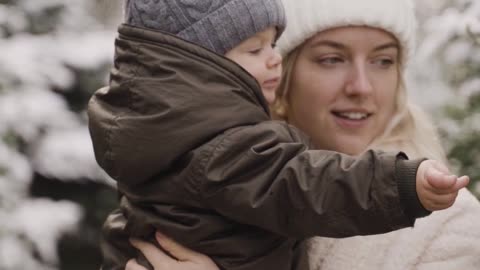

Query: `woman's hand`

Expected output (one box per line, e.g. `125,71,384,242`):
125,232,219,270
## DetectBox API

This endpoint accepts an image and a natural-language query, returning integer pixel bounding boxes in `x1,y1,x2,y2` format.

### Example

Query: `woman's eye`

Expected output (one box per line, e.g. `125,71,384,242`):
373,58,395,68
318,57,344,66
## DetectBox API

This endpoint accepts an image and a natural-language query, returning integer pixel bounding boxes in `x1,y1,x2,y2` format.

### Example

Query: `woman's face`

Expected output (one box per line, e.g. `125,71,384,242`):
287,26,400,155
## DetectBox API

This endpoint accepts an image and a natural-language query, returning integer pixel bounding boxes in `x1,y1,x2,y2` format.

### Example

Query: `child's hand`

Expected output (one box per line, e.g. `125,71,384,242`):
416,160,470,211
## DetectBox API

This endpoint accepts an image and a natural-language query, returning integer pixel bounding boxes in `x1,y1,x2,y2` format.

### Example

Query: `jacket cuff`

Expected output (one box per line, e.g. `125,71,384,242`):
395,153,431,223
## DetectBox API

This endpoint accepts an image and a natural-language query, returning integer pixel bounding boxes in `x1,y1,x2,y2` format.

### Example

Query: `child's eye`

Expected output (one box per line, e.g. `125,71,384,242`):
248,48,263,55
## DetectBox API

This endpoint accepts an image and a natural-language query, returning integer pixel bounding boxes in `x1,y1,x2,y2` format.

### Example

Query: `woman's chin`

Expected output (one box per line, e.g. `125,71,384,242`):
331,139,370,156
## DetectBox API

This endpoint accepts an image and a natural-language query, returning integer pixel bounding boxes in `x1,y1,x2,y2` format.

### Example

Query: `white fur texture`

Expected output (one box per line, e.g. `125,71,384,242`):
307,189,480,270
277,0,417,64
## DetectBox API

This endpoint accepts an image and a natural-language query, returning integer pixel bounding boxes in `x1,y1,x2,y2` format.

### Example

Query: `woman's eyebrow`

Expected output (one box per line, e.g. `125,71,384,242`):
308,40,399,52
373,42,399,51
309,40,347,50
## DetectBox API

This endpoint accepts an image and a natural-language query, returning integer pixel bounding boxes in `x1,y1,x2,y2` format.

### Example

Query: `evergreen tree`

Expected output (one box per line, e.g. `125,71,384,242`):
0,0,118,269
413,0,480,198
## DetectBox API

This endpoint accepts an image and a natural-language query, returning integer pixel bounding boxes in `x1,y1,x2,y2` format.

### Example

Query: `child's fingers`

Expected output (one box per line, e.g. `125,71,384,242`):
429,175,470,194
423,191,459,211
452,175,470,191
426,168,457,190
125,259,148,270
129,238,171,267
155,231,201,262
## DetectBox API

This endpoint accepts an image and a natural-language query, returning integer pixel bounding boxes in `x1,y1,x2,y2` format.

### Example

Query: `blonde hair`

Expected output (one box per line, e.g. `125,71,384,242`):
272,44,447,163
368,80,447,163
271,48,301,120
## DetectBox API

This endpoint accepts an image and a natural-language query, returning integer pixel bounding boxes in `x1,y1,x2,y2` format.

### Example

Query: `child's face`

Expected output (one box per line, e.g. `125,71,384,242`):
225,27,282,105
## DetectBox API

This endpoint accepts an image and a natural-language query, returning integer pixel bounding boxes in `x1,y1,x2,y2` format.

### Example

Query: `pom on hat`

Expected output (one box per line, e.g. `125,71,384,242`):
124,0,286,55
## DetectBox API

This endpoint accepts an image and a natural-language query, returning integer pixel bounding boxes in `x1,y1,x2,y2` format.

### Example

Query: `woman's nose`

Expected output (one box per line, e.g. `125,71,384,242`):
345,63,373,95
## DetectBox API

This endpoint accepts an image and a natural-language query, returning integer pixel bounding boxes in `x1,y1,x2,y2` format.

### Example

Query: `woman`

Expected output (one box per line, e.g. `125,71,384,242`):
125,0,480,269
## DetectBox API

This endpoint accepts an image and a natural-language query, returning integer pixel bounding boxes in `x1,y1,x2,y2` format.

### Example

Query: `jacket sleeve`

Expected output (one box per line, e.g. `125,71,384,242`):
100,209,158,270
100,209,134,270
193,121,428,238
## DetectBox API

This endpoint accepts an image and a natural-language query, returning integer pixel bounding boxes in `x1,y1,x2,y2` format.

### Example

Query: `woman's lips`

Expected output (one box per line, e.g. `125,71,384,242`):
332,111,372,129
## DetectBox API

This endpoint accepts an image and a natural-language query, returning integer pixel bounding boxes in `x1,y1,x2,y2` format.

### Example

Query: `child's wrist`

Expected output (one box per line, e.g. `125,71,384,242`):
395,156,431,223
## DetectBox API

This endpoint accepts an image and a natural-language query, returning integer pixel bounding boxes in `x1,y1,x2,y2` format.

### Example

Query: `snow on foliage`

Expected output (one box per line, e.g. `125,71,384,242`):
0,0,115,269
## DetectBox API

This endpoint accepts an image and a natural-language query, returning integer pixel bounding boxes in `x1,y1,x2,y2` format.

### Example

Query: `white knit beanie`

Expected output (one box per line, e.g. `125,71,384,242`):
277,0,417,65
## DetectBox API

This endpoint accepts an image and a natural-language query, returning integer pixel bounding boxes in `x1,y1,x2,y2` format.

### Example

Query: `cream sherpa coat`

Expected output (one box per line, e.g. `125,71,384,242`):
307,189,480,270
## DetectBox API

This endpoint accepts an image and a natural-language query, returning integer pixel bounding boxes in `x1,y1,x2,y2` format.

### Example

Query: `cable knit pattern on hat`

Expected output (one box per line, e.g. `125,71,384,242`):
124,0,286,55
277,0,416,65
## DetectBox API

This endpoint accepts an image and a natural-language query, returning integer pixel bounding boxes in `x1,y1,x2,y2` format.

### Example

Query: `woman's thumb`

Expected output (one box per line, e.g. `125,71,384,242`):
155,231,199,262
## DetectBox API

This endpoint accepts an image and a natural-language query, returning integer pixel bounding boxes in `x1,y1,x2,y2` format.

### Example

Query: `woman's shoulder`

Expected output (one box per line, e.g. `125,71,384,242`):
457,188,480,205
408,189,480,268
422,189,480,226
306,190,480,270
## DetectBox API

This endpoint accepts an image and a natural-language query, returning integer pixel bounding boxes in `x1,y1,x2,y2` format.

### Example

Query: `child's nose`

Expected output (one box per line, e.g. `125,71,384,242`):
267,49,282,69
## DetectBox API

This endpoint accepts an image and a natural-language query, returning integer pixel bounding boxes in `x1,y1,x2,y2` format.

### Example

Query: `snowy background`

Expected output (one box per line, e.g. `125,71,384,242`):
0,0,478,269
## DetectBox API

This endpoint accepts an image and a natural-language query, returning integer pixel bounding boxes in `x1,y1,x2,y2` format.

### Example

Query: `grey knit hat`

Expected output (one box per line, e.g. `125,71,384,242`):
124,0,286,55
